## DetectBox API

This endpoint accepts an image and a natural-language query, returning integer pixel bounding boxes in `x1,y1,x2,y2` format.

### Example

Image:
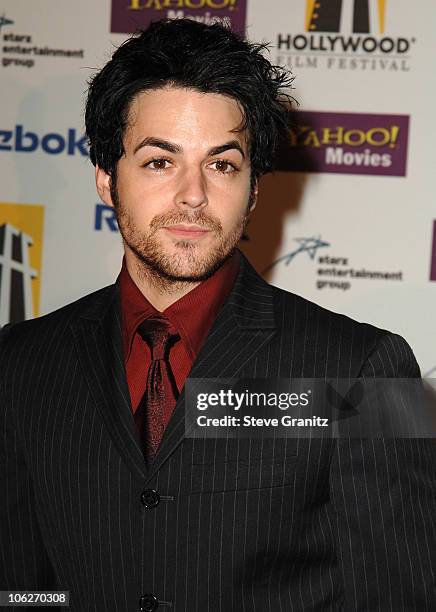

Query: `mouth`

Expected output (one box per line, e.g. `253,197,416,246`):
162,225,211,238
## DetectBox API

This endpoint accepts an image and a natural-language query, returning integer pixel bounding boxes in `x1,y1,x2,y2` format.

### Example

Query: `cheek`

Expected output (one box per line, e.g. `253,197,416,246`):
218,203,249,233
211,175,251,208
117,176,164,218
117,162,158,198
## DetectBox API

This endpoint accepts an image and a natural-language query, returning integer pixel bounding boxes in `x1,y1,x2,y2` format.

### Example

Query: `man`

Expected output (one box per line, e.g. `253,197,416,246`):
1,18,435,612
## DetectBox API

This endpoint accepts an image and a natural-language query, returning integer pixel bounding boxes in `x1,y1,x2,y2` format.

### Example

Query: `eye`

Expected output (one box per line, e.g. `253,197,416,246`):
210,159,237,174
144,158,171,171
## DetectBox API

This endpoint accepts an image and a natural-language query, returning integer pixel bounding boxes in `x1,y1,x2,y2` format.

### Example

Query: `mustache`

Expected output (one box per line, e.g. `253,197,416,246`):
149,211,223,234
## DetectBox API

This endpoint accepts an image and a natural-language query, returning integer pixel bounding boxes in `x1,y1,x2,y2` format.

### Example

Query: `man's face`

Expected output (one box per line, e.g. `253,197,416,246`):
96,86,256,282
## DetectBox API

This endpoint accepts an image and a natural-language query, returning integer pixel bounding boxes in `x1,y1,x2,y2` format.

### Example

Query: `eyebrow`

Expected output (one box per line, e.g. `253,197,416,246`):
133,137,245,159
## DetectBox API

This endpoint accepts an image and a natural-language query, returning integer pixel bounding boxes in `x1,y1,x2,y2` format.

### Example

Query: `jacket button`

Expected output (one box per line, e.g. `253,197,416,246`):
141,489,160,508
139,593,159,611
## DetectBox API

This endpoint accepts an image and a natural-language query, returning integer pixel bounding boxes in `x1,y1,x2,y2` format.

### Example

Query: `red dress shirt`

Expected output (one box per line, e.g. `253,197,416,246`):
119,251,240,417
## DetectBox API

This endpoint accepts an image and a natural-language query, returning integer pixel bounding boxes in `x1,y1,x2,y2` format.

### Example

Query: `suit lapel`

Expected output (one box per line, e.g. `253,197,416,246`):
70,285,147,481
70,254,277,484
146,254,277,482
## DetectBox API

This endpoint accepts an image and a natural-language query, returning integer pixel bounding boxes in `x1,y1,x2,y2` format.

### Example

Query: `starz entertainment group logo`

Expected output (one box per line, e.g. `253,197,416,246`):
264,236,330,273
0,12,84,69
0,12,14,31
276,0,416,72
265,235,404,293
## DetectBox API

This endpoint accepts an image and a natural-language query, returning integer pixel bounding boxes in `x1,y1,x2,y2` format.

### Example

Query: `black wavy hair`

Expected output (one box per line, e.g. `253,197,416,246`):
85,18,294,179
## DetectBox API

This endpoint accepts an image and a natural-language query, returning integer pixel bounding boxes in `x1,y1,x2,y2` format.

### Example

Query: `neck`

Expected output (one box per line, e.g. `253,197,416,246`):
124,252,201,311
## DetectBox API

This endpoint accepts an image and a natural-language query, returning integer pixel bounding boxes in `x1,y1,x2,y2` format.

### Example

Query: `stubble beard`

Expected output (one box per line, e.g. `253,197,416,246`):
111,182,252,293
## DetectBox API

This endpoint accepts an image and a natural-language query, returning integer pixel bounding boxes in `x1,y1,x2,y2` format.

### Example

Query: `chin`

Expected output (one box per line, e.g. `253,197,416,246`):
157,255,226,282
136,244,231,283
124,227,240,283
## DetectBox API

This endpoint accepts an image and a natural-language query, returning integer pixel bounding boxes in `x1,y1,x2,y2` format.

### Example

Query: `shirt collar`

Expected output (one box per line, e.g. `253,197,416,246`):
119,250,241,362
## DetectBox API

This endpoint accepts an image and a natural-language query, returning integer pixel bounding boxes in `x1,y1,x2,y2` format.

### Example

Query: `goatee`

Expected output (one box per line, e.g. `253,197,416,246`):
111,183,250,291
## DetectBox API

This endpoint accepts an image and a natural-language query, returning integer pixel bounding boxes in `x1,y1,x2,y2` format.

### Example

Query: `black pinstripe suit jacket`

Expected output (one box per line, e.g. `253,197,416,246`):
1,253,435,611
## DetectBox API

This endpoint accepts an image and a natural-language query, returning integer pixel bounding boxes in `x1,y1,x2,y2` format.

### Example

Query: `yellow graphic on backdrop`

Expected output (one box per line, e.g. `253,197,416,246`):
306,0,386,34
0,203,44,324
378,0,386,34
305,0,317,31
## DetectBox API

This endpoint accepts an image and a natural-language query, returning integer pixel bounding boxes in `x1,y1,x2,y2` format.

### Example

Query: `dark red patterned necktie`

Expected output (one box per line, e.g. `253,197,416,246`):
134,317,180,463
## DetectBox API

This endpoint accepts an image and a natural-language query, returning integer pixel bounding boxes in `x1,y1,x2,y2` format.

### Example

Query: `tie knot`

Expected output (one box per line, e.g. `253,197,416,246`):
138,317,180,361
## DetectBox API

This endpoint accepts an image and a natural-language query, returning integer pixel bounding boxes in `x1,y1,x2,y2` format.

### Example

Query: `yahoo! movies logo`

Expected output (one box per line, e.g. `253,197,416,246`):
277,111,409,177
0,125,87,156
111,0,247,34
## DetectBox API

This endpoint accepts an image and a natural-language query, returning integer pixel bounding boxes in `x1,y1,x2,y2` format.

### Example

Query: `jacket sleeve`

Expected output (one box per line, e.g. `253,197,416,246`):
329,332,436,611
0,327,58,608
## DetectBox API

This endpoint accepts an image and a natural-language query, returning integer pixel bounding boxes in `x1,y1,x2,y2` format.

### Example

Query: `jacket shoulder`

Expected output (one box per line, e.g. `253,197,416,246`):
0,284,116,351
269,284,403,376
272,284,386,337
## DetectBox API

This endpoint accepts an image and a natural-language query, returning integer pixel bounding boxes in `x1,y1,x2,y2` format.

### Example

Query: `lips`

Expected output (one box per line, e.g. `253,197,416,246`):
163,225,211,238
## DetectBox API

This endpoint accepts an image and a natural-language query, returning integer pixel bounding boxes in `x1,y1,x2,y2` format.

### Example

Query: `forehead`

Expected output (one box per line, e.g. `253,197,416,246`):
124,86,248,150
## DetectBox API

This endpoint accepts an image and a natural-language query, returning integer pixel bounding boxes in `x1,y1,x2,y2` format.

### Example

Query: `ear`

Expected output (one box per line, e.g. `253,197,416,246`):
248,178,258,213
95,165,114,207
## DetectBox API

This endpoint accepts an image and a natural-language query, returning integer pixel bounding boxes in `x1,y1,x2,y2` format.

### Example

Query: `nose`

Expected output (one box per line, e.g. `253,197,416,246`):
175,166,208,209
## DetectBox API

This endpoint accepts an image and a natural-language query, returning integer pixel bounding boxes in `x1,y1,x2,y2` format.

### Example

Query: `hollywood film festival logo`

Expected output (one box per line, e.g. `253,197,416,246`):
111,0,247,34
0,204,44,326
277,0,416,72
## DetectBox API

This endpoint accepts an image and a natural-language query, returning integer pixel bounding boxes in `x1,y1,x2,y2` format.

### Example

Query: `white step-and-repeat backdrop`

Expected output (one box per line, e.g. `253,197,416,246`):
1,0,435,375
